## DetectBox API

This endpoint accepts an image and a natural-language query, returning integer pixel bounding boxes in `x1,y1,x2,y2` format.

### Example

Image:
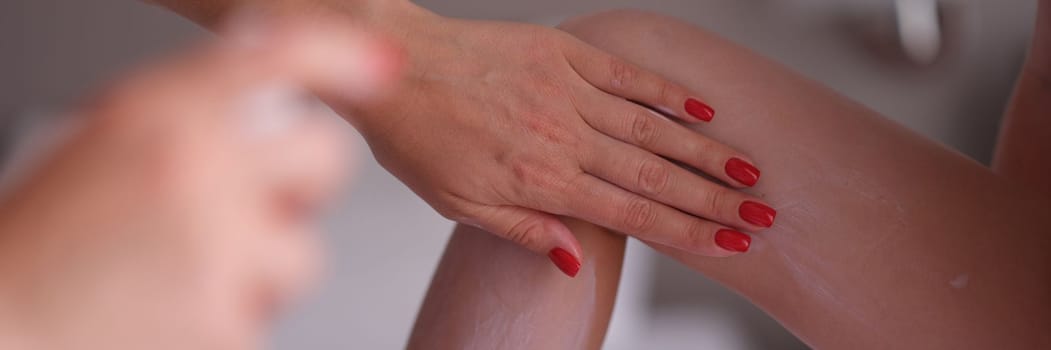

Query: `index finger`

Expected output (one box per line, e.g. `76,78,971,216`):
559,173,748,257
561,37,715,123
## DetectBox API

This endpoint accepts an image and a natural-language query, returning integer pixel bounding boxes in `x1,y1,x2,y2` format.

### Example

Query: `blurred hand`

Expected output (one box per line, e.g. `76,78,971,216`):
328,3,777,270
0,21,395,349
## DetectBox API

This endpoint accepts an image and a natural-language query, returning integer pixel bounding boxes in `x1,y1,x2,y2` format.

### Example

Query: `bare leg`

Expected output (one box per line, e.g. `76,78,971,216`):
409,7,1051,349
408,219,624,350
995,1,1051,196
552,9,1051,350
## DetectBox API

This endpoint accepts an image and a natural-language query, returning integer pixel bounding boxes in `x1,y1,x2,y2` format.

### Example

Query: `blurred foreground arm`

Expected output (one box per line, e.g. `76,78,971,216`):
0,20,394,349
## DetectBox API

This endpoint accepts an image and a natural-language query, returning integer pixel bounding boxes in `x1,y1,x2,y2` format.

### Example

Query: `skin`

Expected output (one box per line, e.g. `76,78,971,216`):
150,0,775,263
0,21,391,349
408,220,624,350
410,5,1051,350
3,1,1042,349
994,1,1051,196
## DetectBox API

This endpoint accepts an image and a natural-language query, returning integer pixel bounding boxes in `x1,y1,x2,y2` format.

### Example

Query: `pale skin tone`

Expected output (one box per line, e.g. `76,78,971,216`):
409,5,1051,350
151,0,777,266
0,21,393,349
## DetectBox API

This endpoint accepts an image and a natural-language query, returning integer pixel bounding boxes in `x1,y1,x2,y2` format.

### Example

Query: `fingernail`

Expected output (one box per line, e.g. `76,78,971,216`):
725,157,760,187
684,98,715,122
739,201,777,228
548,248,581,278
715,229,751,253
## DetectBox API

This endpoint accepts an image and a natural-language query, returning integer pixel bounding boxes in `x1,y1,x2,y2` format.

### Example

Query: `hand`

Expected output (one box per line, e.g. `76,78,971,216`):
329,3,777,271
0,21,393,349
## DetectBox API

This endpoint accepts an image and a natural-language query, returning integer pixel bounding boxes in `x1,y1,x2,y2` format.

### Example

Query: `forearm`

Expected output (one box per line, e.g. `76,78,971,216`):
408,220,625,350
993,0,1051,195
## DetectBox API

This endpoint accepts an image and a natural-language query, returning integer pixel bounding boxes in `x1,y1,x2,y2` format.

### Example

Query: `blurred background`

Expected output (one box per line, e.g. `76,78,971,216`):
0,0,1037,348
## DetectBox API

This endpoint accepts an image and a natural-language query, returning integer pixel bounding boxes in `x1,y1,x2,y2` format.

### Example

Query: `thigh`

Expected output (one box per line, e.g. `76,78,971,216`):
559,9,1051,349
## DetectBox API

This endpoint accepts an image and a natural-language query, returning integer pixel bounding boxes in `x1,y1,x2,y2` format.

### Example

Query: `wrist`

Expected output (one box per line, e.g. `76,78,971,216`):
319,1,453,131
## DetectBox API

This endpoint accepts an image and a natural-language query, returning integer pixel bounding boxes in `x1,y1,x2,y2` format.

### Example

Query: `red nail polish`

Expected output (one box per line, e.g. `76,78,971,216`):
548,248,581,278
715,229,751,252
725,158,760,187
739,201,777,228
684,98,715,122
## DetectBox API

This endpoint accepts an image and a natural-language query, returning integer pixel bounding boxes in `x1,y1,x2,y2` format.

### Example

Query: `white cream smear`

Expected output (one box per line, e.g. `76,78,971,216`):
949,274,969,289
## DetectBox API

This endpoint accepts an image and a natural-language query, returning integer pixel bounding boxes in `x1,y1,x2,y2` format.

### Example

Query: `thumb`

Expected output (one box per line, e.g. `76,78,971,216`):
471,205,584,278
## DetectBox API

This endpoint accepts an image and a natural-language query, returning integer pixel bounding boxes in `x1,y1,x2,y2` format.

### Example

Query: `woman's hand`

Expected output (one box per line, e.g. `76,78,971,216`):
0,21,393,349
150,0,778,273
331,3,777,271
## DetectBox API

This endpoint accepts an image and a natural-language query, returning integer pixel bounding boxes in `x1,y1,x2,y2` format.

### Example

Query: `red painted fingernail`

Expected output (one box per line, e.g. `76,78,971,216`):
684,98,715,122
715,229,751,253
548,248,581,278
725,158,760,187
739,201,777,228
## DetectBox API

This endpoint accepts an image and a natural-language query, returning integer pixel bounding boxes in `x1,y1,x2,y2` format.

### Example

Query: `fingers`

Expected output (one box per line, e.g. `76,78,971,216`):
250,225,324,323
236,84,351,217
581,136,775,233
562,38,715,123
262,111,350,222
580,95,761,188
166,18,375,322
560,173,746,257
465,204,584,277
89,17,398,125
243,94,347,325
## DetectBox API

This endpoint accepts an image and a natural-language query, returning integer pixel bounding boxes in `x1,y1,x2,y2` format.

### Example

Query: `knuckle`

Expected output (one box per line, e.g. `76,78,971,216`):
682,220,713,251
510,157,562,189
629,112,660,148
702,188,728,215
505,216,545,249
656,81,679,105
636,158,670,196
620,197,657,232
522,113,582,149
608,57,637,90
553,171,590,208
508,158,577,209
510,159,538,184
